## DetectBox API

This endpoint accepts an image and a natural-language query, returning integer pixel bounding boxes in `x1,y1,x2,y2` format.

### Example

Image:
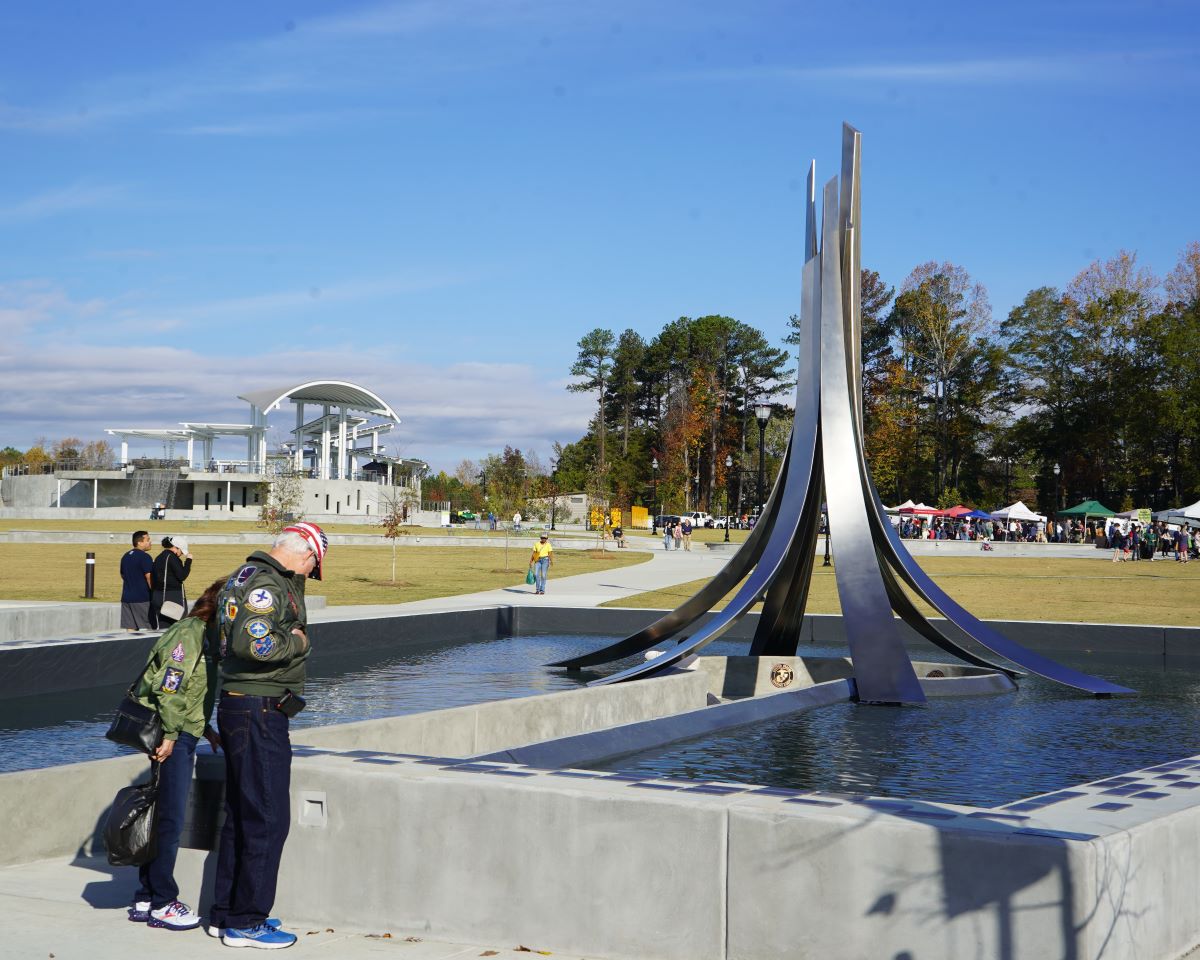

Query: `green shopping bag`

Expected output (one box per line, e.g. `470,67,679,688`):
525,566,536,585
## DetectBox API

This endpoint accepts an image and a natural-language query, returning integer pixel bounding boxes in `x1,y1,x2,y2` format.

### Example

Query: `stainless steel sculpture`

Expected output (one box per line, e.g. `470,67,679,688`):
551,124,1133,700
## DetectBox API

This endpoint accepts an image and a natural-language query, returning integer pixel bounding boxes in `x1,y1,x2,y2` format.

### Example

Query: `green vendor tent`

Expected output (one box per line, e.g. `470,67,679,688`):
1057,499,1116,519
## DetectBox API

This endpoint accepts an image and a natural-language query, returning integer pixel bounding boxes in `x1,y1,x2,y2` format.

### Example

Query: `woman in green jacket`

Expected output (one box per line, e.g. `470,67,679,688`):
127,577,225,932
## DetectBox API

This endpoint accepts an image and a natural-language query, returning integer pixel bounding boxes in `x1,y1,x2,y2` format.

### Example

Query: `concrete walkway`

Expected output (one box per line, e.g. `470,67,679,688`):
312,545,724,621
0,852,590,960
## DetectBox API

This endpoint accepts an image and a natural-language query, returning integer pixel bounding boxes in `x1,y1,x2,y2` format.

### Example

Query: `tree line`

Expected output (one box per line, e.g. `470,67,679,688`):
8,240,1200,521
545,241,1200,517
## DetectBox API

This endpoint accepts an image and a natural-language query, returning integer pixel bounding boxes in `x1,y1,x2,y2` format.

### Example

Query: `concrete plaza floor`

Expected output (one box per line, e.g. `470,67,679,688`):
0,854,587,960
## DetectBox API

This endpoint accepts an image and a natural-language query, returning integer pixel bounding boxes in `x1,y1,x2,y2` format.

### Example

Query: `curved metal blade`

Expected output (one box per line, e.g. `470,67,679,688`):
868,484,1133,695
545,443,786,669
585,255,824,686
749,457,823,656
819,179,924,704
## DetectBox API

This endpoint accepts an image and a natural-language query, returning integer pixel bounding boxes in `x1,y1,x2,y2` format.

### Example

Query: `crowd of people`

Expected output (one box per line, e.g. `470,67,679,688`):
895,514,1199,555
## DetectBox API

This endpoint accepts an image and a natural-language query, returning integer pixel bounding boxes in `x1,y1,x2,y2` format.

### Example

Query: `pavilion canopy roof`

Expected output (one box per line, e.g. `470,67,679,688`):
238,380,399,421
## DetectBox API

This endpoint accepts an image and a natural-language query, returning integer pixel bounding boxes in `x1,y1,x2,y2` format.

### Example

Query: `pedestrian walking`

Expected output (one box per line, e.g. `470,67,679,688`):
529,533,554,595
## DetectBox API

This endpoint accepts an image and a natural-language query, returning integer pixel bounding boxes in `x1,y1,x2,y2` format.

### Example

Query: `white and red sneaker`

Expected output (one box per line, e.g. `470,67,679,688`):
147,900,201,931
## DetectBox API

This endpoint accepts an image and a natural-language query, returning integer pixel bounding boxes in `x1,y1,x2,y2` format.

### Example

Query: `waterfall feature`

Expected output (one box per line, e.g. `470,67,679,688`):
130,469,179,507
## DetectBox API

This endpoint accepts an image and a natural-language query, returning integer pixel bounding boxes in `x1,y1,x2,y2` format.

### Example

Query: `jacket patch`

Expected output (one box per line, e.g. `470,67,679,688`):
246,618,271,639
251,635,275,659
161,667,184,693
247,588,275,612
224,599,238,622
246,618,275,659
170,642,186,663
235,564,258,585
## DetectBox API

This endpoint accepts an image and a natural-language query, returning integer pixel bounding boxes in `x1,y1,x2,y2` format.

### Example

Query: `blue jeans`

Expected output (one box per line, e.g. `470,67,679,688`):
534,557,550,592
210,695,292,931
135,731,198,908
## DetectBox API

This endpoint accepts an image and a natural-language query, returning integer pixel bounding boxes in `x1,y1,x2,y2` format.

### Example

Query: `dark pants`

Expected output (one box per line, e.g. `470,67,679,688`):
210,695,292,931
135,731,198,909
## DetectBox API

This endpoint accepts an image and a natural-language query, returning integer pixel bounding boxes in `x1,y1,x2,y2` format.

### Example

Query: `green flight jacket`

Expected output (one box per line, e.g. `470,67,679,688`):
218,550,309,697
133,616,219,741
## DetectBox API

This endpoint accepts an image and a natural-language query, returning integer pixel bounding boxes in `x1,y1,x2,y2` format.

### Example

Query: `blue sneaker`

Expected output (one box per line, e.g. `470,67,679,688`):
207,917,282,939
128,900,151,923
222,922,298,949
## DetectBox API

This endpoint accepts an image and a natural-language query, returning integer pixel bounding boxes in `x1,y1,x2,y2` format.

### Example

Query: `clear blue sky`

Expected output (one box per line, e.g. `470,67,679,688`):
2,0,1196,471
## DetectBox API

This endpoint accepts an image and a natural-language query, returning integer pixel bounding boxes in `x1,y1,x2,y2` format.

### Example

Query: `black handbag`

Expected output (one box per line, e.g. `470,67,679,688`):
105,687,164,754
104,766,161,866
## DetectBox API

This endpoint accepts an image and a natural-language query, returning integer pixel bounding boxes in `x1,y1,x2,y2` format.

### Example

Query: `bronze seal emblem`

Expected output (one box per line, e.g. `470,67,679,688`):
770,663,794,688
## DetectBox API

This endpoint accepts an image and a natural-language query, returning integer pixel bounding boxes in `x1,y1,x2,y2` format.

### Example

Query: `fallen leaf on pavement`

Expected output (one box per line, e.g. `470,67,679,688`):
481,952,499,957
366,933,393,939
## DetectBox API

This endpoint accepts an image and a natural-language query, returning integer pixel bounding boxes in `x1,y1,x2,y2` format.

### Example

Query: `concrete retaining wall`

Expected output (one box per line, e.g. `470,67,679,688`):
294,669,711,757
0,670,708,867
146,754,1200,960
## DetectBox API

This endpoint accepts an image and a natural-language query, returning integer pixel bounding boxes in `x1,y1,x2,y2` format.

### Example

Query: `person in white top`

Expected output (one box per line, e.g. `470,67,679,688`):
512,512,522,531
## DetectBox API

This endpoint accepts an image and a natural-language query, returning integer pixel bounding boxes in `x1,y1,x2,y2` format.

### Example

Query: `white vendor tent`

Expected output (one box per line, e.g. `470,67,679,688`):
990,501,1047,523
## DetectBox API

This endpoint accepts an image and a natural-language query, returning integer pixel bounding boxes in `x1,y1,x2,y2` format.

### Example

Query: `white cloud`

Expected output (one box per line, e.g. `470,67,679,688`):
0,282,592,470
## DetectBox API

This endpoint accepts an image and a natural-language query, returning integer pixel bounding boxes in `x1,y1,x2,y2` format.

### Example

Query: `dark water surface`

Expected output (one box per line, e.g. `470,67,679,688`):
3,635,1200,808
588,652,1200,806
0,633,615,773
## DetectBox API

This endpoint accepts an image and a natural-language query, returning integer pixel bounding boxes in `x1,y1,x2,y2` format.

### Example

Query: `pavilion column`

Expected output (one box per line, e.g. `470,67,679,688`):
93,478,98,509
371,431,379,455
338,407,348,480
56,479,62,508
186,438,194,469
120,440,128,466
320,406,331,480
294,403,305,472
247,407,258,468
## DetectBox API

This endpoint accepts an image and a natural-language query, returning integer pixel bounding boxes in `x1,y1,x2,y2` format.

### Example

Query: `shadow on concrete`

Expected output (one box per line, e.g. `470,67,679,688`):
858,796,1141,960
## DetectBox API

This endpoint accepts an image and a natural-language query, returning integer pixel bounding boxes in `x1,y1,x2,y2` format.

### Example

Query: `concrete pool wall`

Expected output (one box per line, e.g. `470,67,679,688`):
4,603,1198,699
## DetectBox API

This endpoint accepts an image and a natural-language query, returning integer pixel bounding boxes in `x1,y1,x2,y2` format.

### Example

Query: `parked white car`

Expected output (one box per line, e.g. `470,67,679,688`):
686,511,715,528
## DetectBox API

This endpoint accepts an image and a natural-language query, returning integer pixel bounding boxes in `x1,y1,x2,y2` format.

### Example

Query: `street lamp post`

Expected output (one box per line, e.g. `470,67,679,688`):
754,402,771,521
1052,462,1061,541
724,454,732,542
651,457,659,525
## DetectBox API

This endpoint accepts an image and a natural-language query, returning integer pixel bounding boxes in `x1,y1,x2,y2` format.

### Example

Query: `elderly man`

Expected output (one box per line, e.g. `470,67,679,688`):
207,522,328,949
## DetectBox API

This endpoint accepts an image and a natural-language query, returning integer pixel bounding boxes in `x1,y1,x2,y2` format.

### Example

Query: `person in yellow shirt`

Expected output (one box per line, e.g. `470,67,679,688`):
529,534,554,595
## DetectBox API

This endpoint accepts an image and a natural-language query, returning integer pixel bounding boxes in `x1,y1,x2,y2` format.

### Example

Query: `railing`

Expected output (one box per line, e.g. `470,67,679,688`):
2,457,122,476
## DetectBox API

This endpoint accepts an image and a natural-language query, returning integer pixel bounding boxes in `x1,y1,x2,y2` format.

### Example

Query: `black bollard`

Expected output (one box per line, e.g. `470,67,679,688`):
84,551,96,598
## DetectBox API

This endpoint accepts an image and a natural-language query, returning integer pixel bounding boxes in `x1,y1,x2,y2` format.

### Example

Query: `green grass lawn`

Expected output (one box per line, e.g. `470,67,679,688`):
602,555,1200,627
0,543,648,605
